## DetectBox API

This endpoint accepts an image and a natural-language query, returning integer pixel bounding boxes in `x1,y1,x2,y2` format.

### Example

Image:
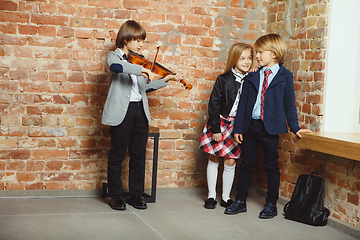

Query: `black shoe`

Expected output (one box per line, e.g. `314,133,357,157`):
128,194,147,209
220,199,233,208
109,196,126,210
224,200,247,215
204,198,217,209
259,203,277,219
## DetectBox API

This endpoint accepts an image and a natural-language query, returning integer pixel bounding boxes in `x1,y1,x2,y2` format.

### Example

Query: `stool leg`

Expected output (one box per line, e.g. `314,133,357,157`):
150,133,159,203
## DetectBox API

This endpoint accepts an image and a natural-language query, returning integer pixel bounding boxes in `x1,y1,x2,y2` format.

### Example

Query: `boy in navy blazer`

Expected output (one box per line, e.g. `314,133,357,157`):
225,34,312,218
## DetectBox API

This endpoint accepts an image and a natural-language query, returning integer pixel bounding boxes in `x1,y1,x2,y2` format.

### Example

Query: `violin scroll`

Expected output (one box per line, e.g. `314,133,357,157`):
180,80,192,90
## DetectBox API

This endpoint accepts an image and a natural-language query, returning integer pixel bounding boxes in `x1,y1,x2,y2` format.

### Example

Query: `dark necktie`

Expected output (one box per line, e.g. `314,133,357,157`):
123,54,128,61
260,69,272,121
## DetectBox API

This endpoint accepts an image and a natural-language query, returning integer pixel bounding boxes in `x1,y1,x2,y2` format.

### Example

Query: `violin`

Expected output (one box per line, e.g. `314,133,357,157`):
127,48,192,90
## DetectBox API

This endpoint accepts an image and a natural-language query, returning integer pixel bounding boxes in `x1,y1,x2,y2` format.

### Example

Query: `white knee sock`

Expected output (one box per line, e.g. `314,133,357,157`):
222,163,236,201
207,160,219,199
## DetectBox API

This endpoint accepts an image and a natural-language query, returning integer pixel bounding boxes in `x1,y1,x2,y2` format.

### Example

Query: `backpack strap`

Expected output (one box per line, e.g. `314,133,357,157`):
283,201,290,213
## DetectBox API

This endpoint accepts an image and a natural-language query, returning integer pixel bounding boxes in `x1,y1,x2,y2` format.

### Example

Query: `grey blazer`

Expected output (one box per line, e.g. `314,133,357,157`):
101,48,168,126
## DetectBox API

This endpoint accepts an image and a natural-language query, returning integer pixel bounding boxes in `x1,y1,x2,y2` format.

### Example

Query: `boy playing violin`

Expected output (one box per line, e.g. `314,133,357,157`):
102,20,183,210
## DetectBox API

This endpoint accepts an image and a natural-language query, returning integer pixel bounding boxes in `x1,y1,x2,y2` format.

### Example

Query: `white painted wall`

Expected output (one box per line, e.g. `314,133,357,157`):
323,0,360,133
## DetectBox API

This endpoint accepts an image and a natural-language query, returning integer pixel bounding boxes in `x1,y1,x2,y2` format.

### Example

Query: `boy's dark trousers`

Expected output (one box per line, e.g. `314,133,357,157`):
107,101,149,197
235,119,280,205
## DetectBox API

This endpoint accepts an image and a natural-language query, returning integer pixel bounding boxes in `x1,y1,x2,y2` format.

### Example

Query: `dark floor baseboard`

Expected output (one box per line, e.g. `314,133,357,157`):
0,189,102,198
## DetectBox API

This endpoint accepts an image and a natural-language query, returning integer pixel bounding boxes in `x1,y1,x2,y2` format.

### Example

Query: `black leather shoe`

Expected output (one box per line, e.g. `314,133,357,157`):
128,194,147,209
224,200,247,215
220,199,233,208
259,203,277,219
109,196,126,210
204,198,217,209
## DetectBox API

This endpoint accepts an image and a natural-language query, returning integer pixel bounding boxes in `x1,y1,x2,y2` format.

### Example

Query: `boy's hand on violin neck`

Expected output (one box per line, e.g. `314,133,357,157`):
164,73,183,82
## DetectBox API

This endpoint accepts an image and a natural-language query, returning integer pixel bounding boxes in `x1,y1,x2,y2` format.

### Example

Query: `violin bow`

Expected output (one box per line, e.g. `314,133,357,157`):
151,46,160,72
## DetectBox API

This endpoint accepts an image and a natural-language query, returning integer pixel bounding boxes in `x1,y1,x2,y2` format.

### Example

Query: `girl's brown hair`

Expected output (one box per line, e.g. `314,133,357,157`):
254,34,286,65
224,43,254,73
115,20,146,49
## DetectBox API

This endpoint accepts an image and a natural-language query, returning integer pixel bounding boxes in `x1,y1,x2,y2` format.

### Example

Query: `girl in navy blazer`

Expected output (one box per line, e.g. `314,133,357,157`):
199,43,255,209
225,34,312,218
102,20,183,211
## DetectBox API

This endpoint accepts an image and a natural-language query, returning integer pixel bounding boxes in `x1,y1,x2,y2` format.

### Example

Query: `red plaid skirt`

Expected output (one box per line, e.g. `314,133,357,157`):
199,115,241,159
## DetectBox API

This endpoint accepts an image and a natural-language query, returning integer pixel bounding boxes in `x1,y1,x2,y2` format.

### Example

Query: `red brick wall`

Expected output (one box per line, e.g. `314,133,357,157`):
0,0,266,190
1,0,359,229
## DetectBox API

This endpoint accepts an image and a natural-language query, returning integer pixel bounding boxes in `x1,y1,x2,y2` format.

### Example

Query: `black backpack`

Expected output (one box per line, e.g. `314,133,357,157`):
283,172,330,226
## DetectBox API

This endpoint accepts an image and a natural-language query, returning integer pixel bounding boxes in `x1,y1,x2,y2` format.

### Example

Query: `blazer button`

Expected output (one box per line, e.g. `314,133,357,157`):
123,109,126,112
126,95,130,98
129,81,132,85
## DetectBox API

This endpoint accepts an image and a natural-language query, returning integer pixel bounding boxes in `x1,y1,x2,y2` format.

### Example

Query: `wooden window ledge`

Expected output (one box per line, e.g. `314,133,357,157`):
297,132,360,162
